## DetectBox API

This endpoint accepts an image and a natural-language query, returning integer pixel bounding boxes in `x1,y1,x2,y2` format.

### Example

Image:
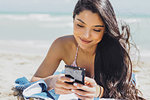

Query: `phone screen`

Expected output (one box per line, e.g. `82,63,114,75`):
65,65,85,85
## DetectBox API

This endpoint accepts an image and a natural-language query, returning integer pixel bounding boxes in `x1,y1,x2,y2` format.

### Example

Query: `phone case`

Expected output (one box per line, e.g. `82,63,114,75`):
65,65,86,85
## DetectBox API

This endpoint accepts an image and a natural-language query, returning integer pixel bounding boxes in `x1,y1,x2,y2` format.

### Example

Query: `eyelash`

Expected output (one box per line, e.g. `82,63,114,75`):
93,29,101,32
77,24,101,32
77,24,84,27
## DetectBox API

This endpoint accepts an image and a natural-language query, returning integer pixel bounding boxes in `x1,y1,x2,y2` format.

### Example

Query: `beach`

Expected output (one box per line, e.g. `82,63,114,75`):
0,40,149,100
0,13,150,100
0,40,66,100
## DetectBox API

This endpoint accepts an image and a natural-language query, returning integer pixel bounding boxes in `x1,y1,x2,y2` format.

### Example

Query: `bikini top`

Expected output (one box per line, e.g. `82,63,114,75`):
71,45,94,78
70,45,136,82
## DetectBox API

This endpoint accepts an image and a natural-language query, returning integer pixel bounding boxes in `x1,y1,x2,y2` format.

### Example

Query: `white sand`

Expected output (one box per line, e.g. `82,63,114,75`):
0,40,149,100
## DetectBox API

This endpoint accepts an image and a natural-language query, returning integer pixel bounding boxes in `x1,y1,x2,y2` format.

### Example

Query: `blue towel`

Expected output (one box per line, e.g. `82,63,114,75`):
14,77,59,100
15,77,33,91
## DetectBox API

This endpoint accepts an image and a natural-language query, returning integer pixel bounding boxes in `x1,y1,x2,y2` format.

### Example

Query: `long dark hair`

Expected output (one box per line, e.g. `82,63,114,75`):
73,0,144,99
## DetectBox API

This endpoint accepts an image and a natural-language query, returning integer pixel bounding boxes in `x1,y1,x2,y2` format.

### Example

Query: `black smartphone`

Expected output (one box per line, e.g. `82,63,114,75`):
64,65,86,85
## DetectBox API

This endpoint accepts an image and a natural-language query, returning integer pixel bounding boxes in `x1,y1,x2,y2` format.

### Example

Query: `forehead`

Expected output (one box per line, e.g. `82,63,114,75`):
74,10,104,26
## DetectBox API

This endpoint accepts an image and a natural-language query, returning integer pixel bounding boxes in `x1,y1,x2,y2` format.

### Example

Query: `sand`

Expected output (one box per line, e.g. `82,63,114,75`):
0,40,149,100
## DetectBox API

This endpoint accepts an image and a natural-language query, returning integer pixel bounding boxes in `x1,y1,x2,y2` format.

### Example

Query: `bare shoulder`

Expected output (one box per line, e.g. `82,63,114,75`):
56,35,76,43
53,35,77,49
49,35,77,60
32,35,77,78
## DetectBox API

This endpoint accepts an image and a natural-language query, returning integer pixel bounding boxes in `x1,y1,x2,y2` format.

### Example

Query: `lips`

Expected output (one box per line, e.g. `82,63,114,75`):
79,37,92,44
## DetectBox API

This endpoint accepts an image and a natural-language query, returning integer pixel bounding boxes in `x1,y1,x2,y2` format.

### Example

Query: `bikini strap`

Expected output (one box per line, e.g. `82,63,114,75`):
71,45,79,67
74,45,79,62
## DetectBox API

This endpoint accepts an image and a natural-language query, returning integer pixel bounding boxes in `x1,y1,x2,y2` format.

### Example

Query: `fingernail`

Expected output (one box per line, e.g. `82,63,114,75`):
71,89,74,92
86,82,90,85
73,83,77,86
70,79,74,81
70,79,74,82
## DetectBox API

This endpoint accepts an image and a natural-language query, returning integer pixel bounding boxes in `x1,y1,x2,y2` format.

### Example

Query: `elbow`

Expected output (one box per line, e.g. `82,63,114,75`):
30,76,36,82
30,75,41,82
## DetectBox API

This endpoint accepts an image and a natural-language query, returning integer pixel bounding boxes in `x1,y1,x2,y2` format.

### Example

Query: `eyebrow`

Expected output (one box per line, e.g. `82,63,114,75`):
76,18,104,27
94,25,104,27
77,19,86,24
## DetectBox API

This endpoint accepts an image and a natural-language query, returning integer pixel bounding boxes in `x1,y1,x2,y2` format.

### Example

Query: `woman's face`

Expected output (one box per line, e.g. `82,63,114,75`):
73,10,105,50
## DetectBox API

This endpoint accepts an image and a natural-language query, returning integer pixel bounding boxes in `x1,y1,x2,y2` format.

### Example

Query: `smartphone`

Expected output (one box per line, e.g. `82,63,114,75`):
64,65,86,85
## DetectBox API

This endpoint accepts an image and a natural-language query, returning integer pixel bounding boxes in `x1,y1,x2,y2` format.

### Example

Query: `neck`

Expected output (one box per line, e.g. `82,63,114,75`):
79,45,97,56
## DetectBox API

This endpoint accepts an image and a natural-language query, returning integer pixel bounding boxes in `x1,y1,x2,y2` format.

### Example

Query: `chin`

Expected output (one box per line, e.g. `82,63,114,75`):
78,43,91,50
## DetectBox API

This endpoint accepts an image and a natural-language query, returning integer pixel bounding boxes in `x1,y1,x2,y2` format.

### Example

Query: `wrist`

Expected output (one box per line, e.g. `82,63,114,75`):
44,75,58,90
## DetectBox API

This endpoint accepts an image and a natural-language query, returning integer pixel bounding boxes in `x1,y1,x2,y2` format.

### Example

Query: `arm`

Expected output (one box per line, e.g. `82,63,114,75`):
31,36,77,94
31,37,65,89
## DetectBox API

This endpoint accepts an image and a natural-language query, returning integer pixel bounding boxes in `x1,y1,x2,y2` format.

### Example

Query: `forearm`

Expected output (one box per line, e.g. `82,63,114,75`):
31,75,59,90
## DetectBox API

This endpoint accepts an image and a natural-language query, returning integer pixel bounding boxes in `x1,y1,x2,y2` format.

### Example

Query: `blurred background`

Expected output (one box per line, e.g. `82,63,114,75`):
0,0,149,99
0,0,150,54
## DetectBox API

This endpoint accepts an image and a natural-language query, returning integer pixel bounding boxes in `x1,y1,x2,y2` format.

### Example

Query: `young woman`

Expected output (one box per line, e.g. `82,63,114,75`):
31,0,144,99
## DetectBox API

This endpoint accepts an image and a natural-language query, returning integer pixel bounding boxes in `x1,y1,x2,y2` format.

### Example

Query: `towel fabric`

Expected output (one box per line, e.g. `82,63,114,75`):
14,77,59,100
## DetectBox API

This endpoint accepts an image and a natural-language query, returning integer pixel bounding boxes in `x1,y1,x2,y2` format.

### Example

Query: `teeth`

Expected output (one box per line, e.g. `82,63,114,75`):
83,40,89,42
79,37,91,43
82,39,90,42
83,40,91,42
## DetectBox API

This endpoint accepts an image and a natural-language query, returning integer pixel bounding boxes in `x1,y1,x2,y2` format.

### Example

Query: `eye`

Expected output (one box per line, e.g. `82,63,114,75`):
77,24,84,28
93,29,101,32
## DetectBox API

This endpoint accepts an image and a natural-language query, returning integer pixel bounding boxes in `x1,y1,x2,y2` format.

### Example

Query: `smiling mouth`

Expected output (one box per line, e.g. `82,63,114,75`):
79,37,92,44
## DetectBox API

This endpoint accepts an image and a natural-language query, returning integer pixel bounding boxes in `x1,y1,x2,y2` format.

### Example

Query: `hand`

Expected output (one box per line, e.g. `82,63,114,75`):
53,74,76,95
71,77,102,100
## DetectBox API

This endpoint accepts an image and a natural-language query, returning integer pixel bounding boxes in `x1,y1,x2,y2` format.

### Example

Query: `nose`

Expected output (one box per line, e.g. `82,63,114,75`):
83,29,90,38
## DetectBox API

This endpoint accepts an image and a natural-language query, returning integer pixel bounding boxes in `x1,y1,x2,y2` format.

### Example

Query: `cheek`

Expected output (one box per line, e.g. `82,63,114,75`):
92,32,104,42
73,26,85,36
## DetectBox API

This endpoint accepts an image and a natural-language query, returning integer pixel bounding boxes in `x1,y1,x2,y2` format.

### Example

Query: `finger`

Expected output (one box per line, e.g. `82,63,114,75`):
72,89,95,97
56,74,75,89
59,75,75,82
56,81,76,90
84,77,97,86
74,93,93,100
73,83,95,92
55,87,72,94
